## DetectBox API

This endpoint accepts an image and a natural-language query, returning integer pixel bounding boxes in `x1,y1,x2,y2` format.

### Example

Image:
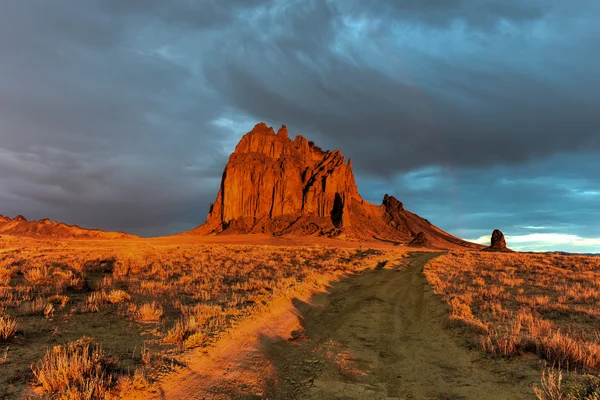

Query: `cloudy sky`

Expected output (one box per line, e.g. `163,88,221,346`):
1,0,599,252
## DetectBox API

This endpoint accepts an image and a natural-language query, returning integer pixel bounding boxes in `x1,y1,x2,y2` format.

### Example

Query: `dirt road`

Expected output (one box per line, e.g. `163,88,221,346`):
153,253,540,399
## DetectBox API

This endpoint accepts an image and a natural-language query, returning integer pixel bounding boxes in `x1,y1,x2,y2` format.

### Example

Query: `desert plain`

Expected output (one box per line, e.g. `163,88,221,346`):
0,232,599,400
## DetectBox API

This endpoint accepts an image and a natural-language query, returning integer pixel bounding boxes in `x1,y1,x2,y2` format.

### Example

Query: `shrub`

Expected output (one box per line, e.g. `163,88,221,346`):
565,374,600,399
107,290,131,304
43,303,55,318
53,269,85,292
84,291,109,313
23,266,53,285
183,332,206,349
534,367,563,400
19,297,47,316
134,302,163,322
163,316,202,349
0,315,18,341
47,294,70,308
0,267,12,286
31,337,120,399
534,367,600,400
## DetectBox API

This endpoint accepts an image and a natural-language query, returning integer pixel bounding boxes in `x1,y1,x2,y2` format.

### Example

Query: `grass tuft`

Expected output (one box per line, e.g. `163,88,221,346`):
31,336,120,399
134,301,163,322
0,315,18,341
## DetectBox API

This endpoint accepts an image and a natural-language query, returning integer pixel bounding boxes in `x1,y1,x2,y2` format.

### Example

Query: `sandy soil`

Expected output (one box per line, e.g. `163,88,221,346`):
150,253,540,400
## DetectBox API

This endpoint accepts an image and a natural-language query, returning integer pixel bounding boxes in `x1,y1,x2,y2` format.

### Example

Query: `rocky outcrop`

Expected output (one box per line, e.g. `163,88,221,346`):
409,232,428,246
491,229,506,249
190,123,480,249
0,215,136,239
483,229,512,252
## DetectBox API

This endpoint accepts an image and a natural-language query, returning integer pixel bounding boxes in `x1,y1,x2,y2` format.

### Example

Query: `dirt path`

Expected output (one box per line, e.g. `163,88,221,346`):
264,252,540,399
152,253,540,399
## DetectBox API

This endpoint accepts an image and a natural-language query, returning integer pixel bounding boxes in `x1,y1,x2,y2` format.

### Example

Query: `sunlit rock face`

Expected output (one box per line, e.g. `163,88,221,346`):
0,215,135,239
191,123,481,249
210,122,358,228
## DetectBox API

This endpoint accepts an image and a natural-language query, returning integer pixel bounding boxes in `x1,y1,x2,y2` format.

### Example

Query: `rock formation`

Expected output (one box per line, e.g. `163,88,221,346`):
199,123,358,236
483,229,512,252
0,214,136,239
491,229,506,249
409,232,428,246
190,123,480,249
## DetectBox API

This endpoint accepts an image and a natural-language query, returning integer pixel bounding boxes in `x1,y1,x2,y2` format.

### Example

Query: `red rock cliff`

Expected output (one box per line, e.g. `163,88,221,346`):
191,123,480,249
201,123,359,234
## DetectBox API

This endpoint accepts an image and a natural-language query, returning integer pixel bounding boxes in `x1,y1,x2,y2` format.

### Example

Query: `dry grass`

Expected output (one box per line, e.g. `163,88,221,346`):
534,367,600,400
133,301,163,322
31,336,120,399
107,289,130,304
0,315,18,341
425,251,600,398
0,235,400,397
23,266,52,285
534,367,565,400
0,267,12,286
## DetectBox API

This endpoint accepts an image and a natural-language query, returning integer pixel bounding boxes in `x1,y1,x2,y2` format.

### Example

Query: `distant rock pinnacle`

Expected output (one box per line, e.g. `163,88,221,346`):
483,229,513,252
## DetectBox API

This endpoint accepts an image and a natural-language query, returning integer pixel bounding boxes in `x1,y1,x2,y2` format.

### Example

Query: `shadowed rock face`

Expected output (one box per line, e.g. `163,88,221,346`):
383,194,403,212
190,123,480,249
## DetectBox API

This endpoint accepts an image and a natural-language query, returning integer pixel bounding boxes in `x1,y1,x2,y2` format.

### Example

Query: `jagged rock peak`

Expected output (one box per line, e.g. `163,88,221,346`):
233,123,326,162
254,122,269,130
14,215,27,222
383,194,403,212
276,124,288,138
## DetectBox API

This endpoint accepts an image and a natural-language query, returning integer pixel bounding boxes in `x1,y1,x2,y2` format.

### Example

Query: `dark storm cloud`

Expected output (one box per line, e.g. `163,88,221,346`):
1,1,599,247
353,0,548,29
1,0,235,234
356,153,600,251
202,0,600,175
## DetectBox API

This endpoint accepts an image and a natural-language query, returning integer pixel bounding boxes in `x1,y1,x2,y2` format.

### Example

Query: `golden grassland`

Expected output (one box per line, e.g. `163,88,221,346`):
424,251,600,399
3,232,600,400
0,235,398,399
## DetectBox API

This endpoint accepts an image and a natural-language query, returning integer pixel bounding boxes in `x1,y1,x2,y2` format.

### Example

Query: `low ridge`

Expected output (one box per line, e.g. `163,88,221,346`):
189,123,479,249
0,214,136,239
